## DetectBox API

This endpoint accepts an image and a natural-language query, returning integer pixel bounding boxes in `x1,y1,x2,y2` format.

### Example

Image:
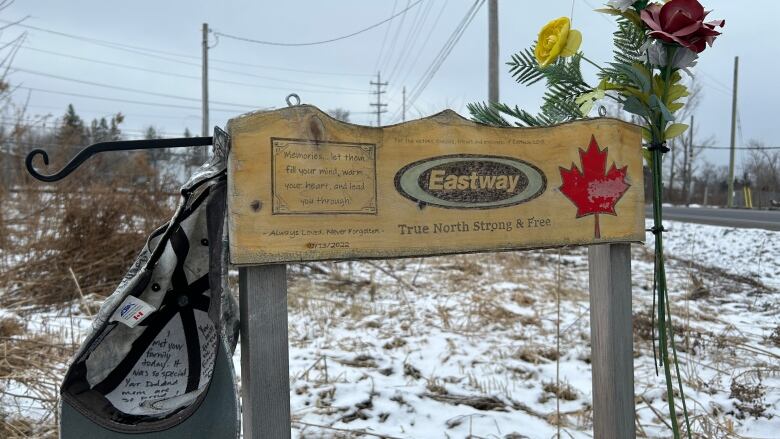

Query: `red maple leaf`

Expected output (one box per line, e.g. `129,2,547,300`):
559,135,630,238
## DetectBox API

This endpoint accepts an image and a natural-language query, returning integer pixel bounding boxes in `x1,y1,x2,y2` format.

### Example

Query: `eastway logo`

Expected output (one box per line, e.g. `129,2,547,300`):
394,154,547,209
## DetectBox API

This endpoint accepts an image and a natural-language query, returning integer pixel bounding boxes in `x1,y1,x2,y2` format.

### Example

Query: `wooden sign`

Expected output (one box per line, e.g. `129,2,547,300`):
227,106,644,265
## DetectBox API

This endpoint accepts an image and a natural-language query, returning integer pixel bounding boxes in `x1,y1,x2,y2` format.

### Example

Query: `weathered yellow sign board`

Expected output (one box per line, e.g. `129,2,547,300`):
227,106,644,265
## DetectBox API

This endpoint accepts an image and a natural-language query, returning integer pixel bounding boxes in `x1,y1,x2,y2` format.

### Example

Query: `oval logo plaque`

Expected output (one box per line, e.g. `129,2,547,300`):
394,154,547,209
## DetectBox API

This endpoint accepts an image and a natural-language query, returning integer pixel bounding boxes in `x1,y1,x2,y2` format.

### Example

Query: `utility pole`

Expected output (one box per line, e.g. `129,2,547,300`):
402,86,406,122
370,72,388,126
488,0,499,104
202,23,210,162
684,115,694,205
727,56,739,208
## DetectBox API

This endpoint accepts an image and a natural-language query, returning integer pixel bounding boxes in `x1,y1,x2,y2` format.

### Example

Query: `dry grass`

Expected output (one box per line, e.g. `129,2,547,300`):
767,325,780,348
0,153,187,436
0,313,82,438
0,156,176,309
633,311,655,341
541,381,579,402
514,345,560,364
2,194,777,438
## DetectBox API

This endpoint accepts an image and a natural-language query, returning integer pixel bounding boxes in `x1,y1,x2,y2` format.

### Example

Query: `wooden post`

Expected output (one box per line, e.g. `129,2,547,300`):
239,265,291,439
588,243,636,439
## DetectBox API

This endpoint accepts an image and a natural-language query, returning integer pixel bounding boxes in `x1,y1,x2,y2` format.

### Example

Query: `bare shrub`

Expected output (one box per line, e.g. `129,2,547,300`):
0,312,77,438
633,312,654,341
541,380,578,402
1,154,176,309
729,371,768,419
767,326,780,348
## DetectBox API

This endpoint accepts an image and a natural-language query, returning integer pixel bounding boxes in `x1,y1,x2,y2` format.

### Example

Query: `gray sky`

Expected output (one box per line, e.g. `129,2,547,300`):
5,0,776,168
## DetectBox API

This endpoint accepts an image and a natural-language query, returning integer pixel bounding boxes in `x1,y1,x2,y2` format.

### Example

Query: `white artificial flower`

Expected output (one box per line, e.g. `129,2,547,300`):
672,48,698,71
643,40,699,73
644,40,666,66
607,0,635,12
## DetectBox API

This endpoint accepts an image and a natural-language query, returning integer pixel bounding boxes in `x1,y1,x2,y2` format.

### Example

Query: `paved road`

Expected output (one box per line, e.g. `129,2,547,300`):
645,206,780,231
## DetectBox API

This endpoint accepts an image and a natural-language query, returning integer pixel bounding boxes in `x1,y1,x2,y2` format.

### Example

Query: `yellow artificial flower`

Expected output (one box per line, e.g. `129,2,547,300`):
534,17,582,67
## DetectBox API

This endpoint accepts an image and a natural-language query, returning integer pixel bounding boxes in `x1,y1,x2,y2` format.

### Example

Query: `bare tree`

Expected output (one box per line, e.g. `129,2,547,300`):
693,160,729,206
683,127,715,205
742,141,780,207
0,0,27,187
667,80,704,203
327,108,351,123
602,78,707,205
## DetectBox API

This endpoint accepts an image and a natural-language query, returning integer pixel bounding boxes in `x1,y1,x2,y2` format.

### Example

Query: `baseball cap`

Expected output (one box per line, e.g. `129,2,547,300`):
59,129,240,438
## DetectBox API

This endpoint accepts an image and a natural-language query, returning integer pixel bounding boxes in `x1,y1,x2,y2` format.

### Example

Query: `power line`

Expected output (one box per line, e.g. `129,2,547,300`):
2,20,198,60
18,44,200,78
379,0,411,73
387,0,435,83
16,86,253,113
15,44,369,93
0,120,183,137
3,19,371,77
3,137,202,149
374,0,398,71
401,0,482,113
206,65,369,94
697,145,780,151
207,57,371,77
394,0,448,91
736,107,744,150
11,67,259,109
214,1,422,47
699,76,730,96
410,0,483,104
391,0,484,122
698,69,732,94
23,104,200,122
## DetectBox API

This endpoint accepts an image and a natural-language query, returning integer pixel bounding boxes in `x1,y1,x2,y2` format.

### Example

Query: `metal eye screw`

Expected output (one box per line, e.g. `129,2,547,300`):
286,93,301,107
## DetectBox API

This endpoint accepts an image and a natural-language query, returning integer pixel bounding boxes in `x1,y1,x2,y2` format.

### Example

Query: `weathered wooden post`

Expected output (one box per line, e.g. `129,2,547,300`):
238,265,291,439
227,105,645,438
588,243,635,439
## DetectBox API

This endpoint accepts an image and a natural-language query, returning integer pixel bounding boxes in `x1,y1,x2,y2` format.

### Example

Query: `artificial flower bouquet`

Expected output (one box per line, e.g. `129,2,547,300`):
469,1,724,437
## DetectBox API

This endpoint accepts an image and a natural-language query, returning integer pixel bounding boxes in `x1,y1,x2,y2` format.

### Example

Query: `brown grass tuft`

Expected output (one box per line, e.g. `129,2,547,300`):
1,158,177,309
542,381,579,401
514,345,560,364
0,316,23,338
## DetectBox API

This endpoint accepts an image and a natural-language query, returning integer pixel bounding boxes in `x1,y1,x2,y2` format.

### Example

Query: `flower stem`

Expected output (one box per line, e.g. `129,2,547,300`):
580,53,607,73
650,45,693,439
650,143,680,438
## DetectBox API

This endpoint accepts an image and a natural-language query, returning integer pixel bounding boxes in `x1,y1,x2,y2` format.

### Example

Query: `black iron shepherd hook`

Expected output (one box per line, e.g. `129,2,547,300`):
26,94,302,182
25,136,214,182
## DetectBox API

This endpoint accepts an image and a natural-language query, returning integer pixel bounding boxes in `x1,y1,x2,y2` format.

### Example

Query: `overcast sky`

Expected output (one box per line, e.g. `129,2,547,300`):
4,0,776,168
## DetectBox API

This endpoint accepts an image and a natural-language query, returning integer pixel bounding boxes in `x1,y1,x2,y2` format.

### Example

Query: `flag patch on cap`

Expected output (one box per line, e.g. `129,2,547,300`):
112,295,156,328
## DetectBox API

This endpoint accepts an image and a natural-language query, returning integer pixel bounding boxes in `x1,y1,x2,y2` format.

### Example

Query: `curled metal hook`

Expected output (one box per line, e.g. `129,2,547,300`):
286,93,301,107
26,136,214,182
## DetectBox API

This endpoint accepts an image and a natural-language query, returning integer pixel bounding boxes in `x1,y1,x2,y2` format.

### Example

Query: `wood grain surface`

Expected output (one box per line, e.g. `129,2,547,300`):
588,244,636,439
227,106,644,265
239,265,291,438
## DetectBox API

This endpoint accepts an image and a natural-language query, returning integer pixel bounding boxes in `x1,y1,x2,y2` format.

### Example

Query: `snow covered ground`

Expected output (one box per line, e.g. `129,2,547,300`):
2,219,778,438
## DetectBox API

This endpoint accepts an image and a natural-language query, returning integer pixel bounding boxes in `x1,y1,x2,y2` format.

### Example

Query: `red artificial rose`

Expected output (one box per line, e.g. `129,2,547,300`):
640,0,724,53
